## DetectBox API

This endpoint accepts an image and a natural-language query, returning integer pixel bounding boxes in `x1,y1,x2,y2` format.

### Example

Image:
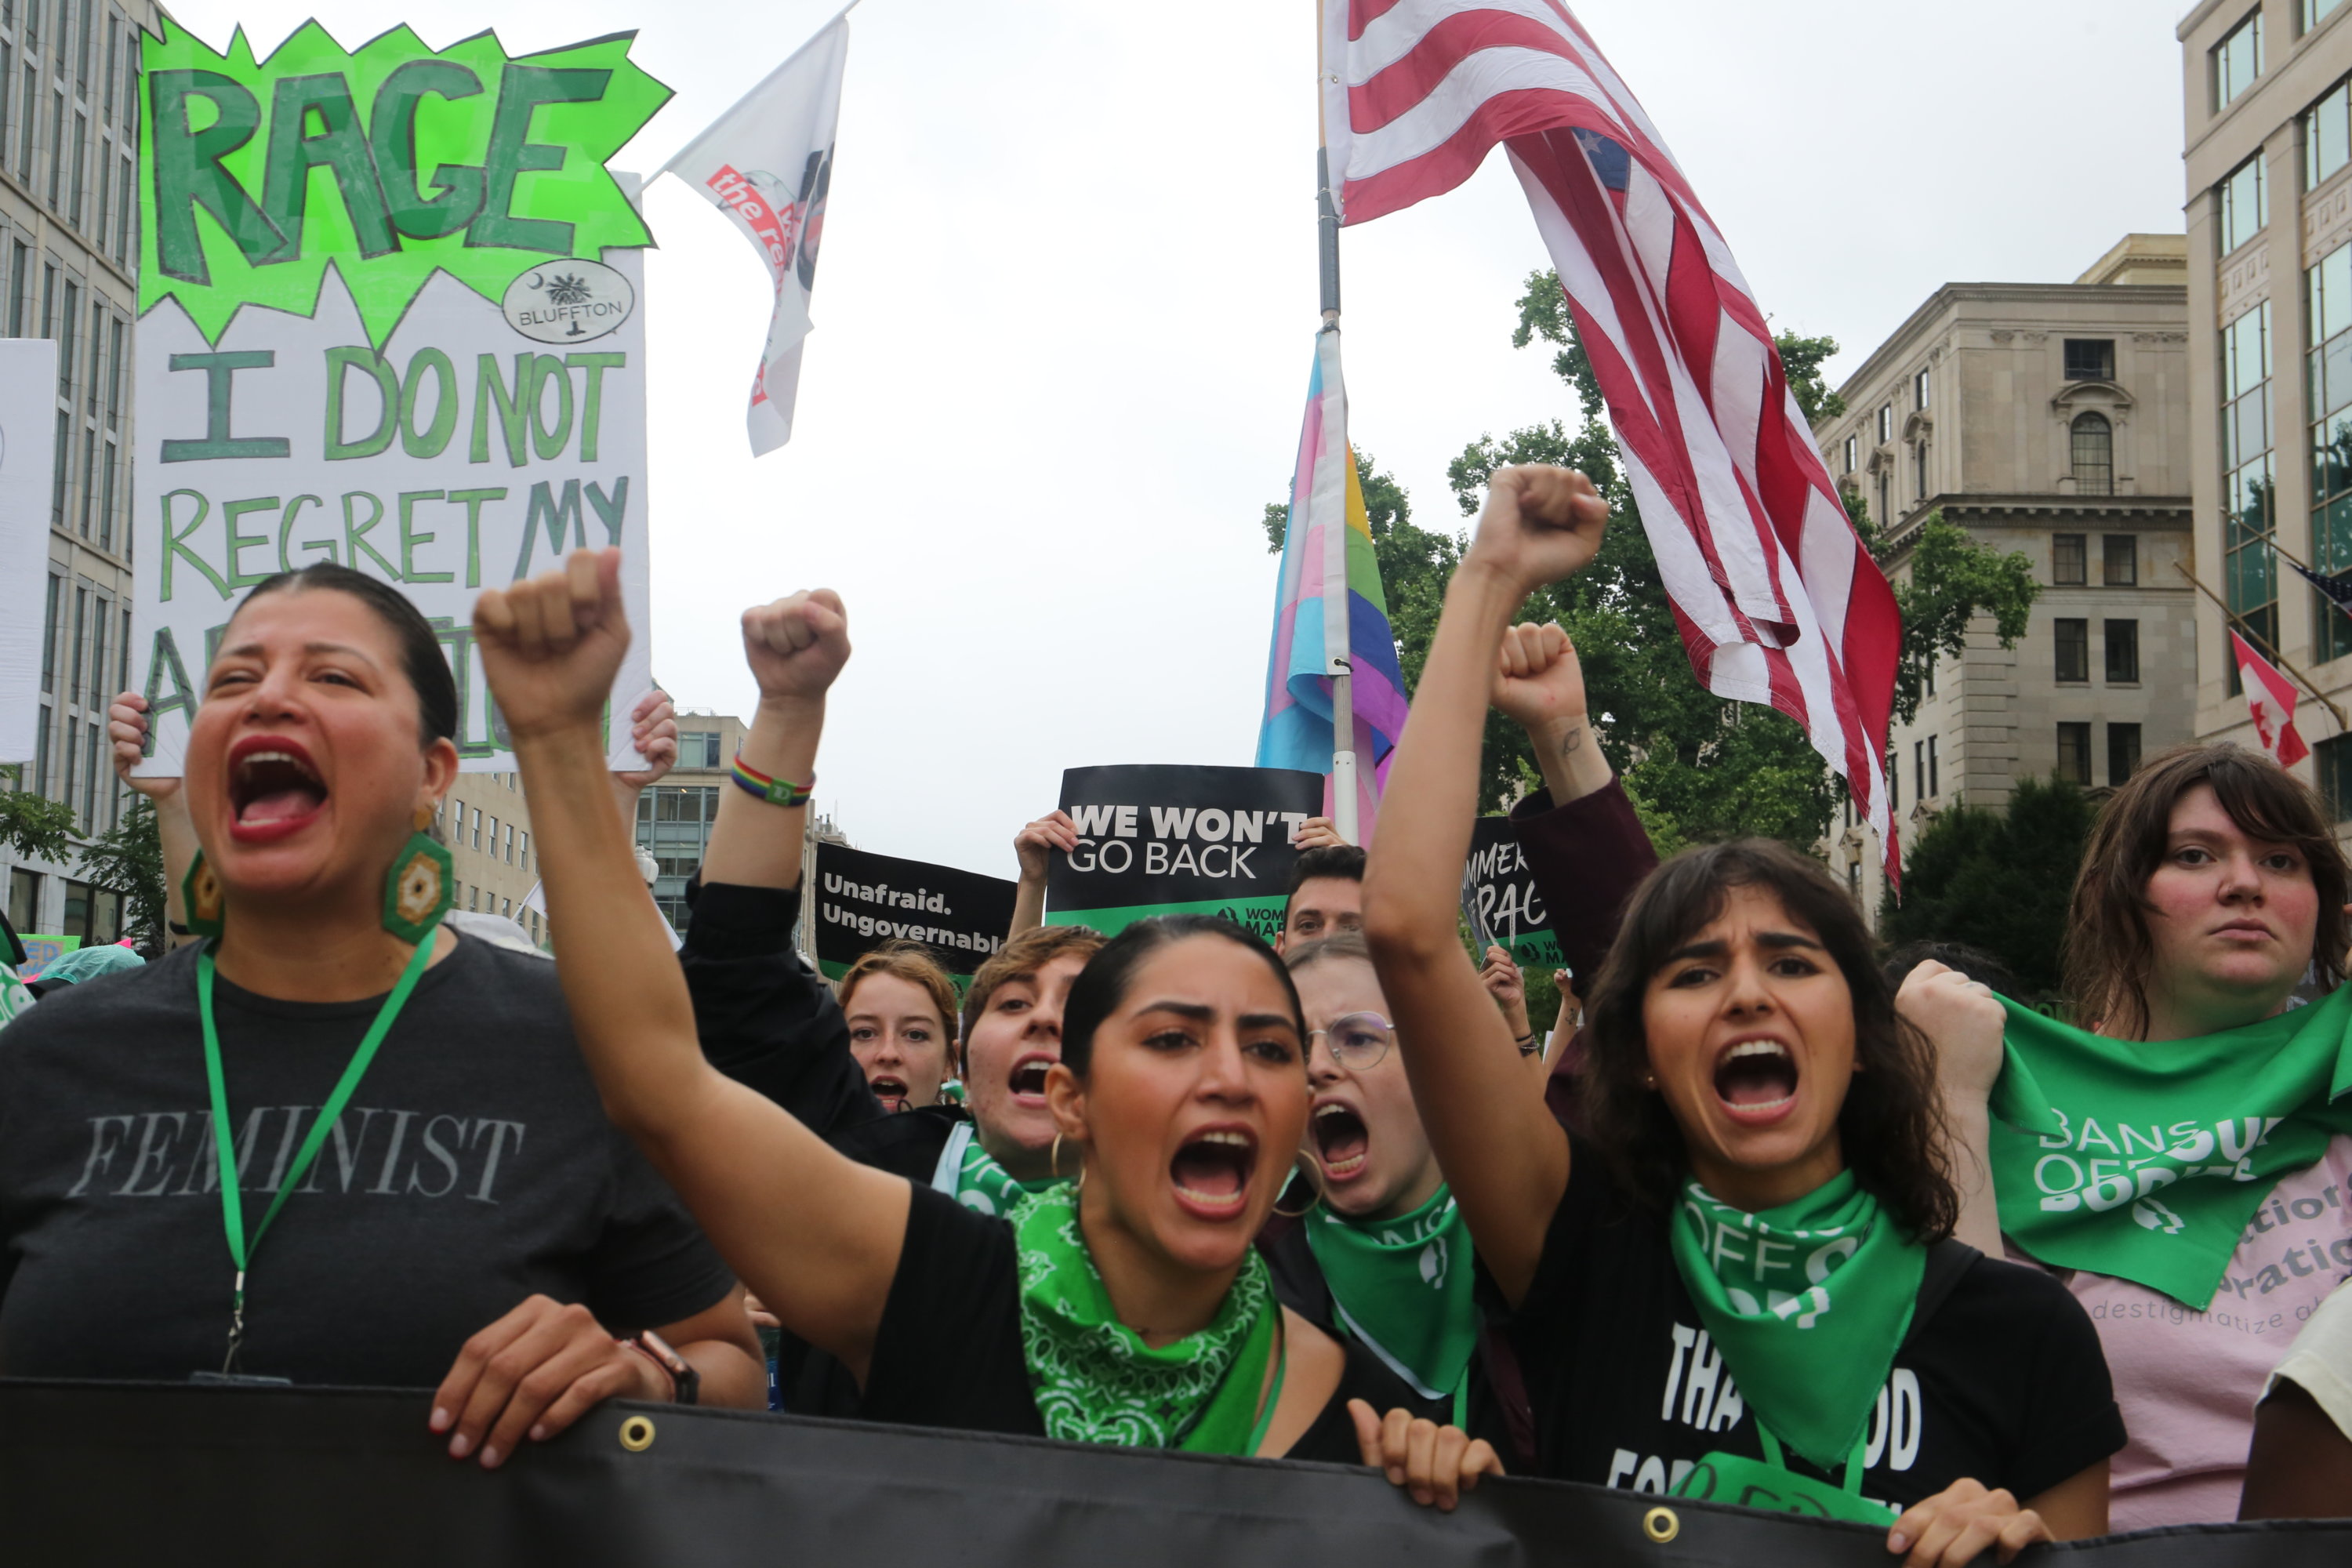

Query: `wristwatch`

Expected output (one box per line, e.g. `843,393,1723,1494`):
626,1330,700,1406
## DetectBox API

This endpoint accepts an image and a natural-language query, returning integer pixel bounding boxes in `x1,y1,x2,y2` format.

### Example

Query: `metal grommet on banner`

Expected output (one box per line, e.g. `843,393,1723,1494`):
619,1414,657,1452
1641,1506,1679,1544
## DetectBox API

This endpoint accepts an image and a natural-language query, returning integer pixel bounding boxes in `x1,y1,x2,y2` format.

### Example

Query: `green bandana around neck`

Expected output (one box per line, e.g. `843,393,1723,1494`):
1012,1185,1281,1454
1304,1185,1477,1403
934,1119,1057,1218
1988,987,2352,1308
1668,1171,1924,1472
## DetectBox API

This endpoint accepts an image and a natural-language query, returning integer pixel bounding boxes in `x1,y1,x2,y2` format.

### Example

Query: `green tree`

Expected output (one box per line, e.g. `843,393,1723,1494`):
1877,775,2094,1000
1876,510,2040,725
78,798,167,956
1,769,78,866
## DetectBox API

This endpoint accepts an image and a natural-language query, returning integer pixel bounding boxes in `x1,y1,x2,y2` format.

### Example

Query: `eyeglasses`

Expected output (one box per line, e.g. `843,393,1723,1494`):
1308,1012,1396,1070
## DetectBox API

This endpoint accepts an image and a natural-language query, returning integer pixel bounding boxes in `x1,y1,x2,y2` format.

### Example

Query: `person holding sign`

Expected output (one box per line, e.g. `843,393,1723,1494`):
1360,466,2122,1563
1900,744,2352,1528
477,553,1501,1504
0,563,764,1466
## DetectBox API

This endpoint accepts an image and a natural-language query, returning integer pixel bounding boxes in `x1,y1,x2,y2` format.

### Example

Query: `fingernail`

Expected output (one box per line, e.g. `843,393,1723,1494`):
530,1424,546,1442
429,1407,450,1432
1888,1534,1908,1553
480,1446,500,1468
448,1434,471,1459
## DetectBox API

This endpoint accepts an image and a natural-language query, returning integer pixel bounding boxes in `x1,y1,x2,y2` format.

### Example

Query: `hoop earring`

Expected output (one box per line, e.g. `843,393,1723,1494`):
181,852,226,939
1050,1133,1064,1179
1272,1154,1326,1219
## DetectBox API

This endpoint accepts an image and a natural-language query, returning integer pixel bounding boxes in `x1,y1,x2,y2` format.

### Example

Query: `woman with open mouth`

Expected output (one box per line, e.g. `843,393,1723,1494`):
838,942,958,1114
1360,466,2125,1564
0,562,764,1468
1903,745,2352,1529
478,554,1503,1506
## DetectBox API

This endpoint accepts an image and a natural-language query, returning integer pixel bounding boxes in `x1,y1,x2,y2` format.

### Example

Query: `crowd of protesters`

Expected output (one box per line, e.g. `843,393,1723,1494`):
0,466,2346,1561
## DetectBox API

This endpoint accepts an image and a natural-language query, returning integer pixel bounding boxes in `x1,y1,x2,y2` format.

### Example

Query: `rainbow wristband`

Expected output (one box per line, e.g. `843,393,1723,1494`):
730,757,815,808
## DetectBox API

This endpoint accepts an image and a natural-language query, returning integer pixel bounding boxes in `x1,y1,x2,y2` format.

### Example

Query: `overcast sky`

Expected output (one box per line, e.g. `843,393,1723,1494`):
171,0,2195,877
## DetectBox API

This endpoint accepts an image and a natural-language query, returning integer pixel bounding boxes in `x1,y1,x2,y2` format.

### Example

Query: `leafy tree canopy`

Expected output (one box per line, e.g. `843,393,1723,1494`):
78,797,166,956
1877,775,2093,1000
1,772,77,866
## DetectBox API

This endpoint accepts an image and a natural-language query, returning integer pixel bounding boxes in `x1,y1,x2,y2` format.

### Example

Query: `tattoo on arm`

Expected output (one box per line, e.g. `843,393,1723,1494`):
1557,724,1585,757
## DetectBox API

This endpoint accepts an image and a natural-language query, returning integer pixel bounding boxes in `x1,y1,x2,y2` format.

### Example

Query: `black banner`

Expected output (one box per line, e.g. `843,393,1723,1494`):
1461,818,1563,971
811,843,1017,981
1046,765,1326,942
1,1381,2344,1566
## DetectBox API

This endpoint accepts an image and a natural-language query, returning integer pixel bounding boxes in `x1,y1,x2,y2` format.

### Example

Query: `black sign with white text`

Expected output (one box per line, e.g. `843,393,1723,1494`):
1046,764,1327,942
812,843,1016,979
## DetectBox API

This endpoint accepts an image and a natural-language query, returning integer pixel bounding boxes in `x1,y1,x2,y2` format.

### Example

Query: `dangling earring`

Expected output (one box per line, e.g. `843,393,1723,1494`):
181,853,227,939
383,806,455,944
1050,1133,1064,1178
1273,1153,1327,1219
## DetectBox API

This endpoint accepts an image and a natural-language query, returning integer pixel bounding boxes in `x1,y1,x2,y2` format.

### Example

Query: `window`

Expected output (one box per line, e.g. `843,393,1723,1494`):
2056,723,2093,786
60,879,91,941
2071,413,2113,495
1914,741,1925,804
1842,435,1857,474
7,869,38,934
2105,619,2140,683
2308,77,2351,191
501,898,512,918
486,814,498,855
1875,472,1889,533
2220,153,2268,255
1927,735,1940,798
1913,441,1929,502
2054,534,2087,586
2309,0,2348,37
2055,619,2090,682
519,831,529,870
1891,750,1900,811
2103,534,2139,586
1914,369,1930,410
1923,652,1936,697
1877,405,1892,444
2223,301,2278,688
5,240,24,335
38,574,58,695
2108,723,2143,786
2216,10,2263,111
2308,241,2352,659
2063,339,2115,381
470,807,482,850
503,822,514,864
1847,862,1860,898
2321,733,2352,820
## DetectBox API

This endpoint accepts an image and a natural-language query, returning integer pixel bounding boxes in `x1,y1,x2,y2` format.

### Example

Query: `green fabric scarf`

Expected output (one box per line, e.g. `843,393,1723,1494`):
1303,1185,1478,1403
1012,1185,1281,1454
935,1119,1056,1218
1989,987,2352,1308
1668,1172,1924,1472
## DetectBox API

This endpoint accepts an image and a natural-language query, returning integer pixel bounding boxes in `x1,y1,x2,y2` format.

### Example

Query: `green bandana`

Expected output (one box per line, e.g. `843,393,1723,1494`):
932,1120,1056,1218
1668,1172,1923,1472
1989,988,2352,1308
1012,1185,1281,1454
1304,1185,1478,1403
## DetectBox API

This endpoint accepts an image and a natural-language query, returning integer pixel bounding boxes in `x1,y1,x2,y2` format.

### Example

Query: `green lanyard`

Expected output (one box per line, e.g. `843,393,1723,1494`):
197,932,437,1373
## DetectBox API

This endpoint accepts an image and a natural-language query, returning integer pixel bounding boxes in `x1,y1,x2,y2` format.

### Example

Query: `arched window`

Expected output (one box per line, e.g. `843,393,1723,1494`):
2071,412,2114,496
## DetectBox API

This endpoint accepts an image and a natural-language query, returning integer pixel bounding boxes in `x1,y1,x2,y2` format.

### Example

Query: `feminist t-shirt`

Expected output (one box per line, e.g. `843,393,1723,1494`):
1503,1138,2125,1513
0,935,735,1385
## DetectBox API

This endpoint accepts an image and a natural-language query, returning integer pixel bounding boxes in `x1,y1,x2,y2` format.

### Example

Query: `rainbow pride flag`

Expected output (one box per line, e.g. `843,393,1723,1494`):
1255,332,1407,836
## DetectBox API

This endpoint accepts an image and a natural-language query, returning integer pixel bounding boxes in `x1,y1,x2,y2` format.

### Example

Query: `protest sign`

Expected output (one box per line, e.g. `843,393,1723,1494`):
13,935,82,980
1462,817,1563,971
0,339,57,765
129,20,671,776
2,1381,2343,1568
1046,765,1325,942
811,843,1016,984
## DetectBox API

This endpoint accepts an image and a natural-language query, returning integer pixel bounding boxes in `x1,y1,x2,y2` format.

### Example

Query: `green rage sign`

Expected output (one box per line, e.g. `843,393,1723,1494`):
140,18,670,345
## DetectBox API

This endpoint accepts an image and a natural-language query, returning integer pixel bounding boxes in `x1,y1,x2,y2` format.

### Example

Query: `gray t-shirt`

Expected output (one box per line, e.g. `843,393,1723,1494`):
0,933,733,1386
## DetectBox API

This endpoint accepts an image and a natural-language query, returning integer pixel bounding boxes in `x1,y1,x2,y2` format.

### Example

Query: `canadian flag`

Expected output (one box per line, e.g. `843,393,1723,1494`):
2232,630,2310,768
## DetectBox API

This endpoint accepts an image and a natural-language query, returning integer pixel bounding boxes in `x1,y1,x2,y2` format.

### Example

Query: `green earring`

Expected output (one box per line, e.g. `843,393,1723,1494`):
383,824,456,946
181,852,227,939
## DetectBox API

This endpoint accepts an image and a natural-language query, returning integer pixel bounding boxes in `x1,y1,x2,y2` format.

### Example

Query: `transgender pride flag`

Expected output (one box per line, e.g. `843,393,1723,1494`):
1255,331,1407,837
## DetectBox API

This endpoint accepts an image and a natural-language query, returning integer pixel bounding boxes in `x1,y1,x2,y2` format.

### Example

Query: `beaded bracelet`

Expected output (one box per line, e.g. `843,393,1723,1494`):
730,757,815,808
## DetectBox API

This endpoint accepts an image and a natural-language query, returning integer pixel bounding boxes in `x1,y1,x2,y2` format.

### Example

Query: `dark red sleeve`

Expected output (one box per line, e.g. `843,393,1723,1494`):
1505,779,1658,1129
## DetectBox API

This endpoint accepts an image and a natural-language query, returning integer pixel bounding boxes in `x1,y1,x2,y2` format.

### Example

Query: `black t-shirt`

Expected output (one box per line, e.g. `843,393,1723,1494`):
1503,1138,2126,1512
862,1184,1417,1463
0,935,735,1386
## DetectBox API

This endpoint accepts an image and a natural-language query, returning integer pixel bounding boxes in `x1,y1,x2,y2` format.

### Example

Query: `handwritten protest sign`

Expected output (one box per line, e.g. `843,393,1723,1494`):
811,843,1016,986
0,340,57,766
1461,817,1562,971
130,20,670,775
1046,765,1325,942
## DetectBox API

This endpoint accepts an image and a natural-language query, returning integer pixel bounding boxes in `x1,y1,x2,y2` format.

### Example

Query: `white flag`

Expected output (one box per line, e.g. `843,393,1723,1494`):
659,14,850,455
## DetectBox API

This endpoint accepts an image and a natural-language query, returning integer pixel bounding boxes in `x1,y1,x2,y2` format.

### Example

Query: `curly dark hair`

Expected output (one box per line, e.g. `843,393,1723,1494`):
1581,839,1958,1241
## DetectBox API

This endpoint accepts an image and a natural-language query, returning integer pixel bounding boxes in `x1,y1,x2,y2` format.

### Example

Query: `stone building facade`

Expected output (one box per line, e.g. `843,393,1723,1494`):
2180,0,2352,818
1811,238,2195,912
634,711,749,935
2,0,157,946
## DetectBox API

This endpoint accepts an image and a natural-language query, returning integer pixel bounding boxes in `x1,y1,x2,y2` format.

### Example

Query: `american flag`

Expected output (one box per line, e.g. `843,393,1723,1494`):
1320,0,1903,880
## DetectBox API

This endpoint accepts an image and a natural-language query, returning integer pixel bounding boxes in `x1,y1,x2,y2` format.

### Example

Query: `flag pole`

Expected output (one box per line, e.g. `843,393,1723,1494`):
1316,5,1359,844
2174,561,2348,728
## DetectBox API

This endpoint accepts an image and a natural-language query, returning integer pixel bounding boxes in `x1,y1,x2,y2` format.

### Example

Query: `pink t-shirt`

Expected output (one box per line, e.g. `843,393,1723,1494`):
2022,1134,2352,1530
